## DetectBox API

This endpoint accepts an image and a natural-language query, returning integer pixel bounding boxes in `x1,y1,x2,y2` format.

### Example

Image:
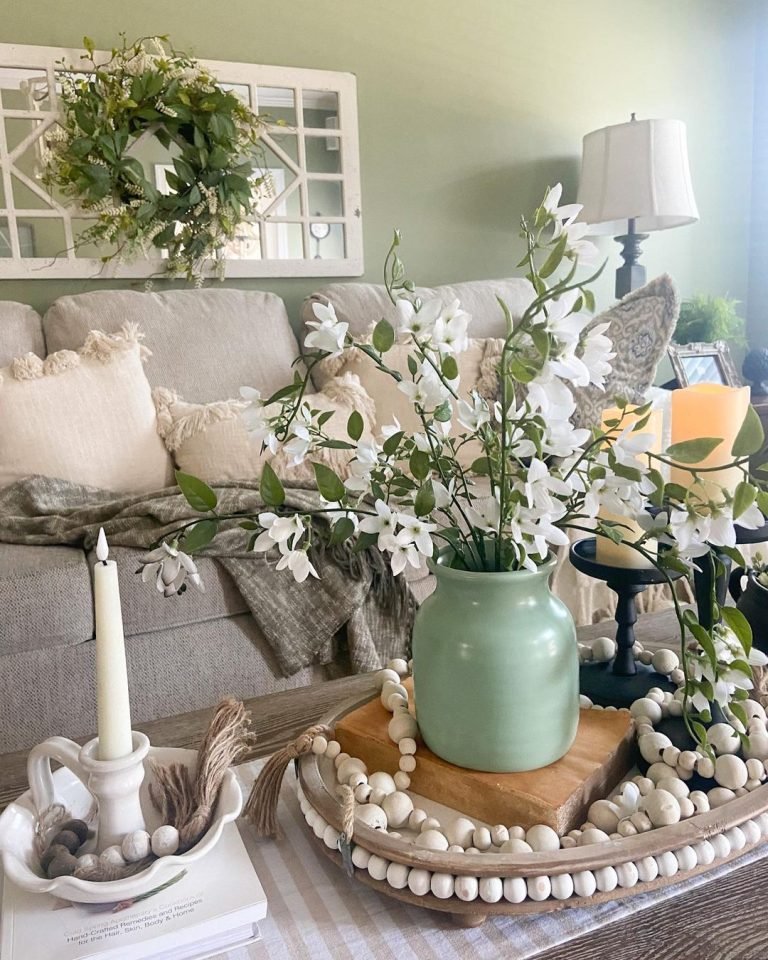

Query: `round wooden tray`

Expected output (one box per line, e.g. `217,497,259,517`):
297,689,768,924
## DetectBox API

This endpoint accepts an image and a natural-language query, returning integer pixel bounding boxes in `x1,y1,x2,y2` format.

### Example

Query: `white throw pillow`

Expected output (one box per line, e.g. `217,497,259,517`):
0,325,174,493
153,373,376,486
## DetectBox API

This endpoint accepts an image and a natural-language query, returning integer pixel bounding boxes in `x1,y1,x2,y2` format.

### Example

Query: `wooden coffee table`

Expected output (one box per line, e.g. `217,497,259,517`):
2,608,766,959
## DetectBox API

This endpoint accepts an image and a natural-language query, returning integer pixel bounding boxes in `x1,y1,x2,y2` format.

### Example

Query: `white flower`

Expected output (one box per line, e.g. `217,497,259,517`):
239,386,279,454
345,438,381,493
561,220,600,266
305,301,349,356
457,391,490,432
381,417,402,440
580,322,614,388
380,529,422,576
283,424,312,465
542,183,582,229
398,364,452,411
467,496,501,533
359,499,397,547
396,513,436,555
611,424,657,468
431,478,455,509
275,543,319,583
141,541,205,597
431,300,470,354
252,512,305,552
396,298,442,339
521,458,571,513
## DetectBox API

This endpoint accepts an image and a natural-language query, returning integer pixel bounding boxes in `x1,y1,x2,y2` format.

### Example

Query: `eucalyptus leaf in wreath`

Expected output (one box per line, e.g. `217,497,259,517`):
42,34,268,282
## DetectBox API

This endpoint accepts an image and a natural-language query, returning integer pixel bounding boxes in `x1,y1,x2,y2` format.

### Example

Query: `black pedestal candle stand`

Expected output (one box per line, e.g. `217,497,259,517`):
569,538,683,707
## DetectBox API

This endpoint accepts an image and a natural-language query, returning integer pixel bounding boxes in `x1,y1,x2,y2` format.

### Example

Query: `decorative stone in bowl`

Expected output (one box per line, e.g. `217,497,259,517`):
0,744,241,904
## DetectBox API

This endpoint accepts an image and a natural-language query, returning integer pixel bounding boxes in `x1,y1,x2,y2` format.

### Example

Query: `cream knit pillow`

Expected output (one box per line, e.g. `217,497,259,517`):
153,373,376,486
0,325,174,493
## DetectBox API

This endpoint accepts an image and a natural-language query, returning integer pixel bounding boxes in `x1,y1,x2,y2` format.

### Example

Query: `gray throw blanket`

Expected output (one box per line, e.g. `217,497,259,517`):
0,476,412,676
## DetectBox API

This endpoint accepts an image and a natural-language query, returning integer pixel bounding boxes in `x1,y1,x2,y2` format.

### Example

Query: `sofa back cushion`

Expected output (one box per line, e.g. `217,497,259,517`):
301,278,535,342
44,289,300,403
0,327,173,493
0,302,45,366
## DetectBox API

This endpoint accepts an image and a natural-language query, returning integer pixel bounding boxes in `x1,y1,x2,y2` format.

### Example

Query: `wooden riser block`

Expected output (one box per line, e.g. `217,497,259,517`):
336,684,634,834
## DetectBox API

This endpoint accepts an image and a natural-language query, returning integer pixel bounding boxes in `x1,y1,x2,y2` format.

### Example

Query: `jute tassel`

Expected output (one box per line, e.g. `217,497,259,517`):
151,697,252,852
244,723,333,838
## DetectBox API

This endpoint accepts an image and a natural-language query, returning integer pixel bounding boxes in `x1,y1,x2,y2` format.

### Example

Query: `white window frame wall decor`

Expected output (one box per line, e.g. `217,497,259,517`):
0,43,363,279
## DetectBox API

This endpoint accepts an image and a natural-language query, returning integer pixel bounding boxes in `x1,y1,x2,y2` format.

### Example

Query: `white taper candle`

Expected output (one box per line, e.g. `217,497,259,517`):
94,528,134,760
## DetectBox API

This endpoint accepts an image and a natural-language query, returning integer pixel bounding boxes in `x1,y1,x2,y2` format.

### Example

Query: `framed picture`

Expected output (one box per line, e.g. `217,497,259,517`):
667,340,741,388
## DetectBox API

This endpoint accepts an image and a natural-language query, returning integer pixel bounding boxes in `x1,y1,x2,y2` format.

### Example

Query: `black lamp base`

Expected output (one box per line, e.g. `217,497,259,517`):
580,661,674,708
614,219,649,299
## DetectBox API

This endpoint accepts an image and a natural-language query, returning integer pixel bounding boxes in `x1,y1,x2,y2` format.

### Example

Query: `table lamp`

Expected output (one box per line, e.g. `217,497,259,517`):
578,115,699,298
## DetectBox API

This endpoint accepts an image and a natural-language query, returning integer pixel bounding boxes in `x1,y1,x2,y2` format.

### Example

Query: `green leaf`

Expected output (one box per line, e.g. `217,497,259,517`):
321,439,356,450
407,355,418,376
383,431,404,456
648,468,665,508
732,404,765,457
582,288,596,313
259,461,285,507
733,481,757,520
720,606,753,654
312,462,346,502
353,531,379,553
414,481,436,517
758,490,768,516
372,318,395,354
530,325,550,360
328,516,356,546
409,449,430,480
175,470,218,512
441,355,459,380
433,400,452,422
538,232,568,279
347,410,364,441
665,437,723,464
264,382,301,404
182,518,217,553
717,544,746,567
317,409,335,428
470,457,492,475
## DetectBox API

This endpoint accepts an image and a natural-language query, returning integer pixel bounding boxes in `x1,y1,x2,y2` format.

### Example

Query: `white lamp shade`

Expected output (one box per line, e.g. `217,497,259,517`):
577,118,699,235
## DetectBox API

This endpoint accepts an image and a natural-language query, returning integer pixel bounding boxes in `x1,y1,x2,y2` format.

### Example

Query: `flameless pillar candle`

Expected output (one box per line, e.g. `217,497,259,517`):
595,406,663,569
670,384,751,498
94,528,134,760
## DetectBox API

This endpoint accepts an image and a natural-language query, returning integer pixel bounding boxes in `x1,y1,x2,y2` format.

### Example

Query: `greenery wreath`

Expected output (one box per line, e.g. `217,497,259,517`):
42,35,267,281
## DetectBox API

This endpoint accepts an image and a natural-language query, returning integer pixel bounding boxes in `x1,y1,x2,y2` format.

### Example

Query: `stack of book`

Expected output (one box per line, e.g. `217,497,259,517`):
1,822,267,960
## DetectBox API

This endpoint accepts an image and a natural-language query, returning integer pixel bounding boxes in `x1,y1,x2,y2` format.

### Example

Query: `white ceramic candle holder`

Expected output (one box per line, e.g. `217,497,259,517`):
27,731,149,851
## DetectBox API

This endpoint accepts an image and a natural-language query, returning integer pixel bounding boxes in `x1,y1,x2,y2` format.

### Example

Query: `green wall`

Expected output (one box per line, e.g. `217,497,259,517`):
1,0,761,334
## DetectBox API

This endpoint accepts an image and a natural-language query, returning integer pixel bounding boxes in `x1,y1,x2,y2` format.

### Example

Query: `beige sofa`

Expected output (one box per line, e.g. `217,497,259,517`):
0,278,674,753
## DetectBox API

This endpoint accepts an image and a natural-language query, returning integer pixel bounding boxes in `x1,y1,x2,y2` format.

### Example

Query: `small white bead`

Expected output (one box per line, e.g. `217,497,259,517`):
526,875,551,901
579,828,611,845
386,861,410,889
633,776,654,795
742,819,762,845
692,840,715,866
654,851,678,878
348,772,368,789
454,875,480,901
408,808,427,830
334,752,350,769
508,825,526,840
714,755,748,790
678,797,695,819
479,877,504,903
76,853,99,871
651,649,679,675
572,870,597,897
708,787,736,808
709,833,731,859
393,771,410,790
420,816,441,833
323,824,340,849
678,749,698,772
590,636,616,662
615,862,639,888
757,812,768,836
669,668,685,686
447,844,464,853
430,873,455,899
503,876,527,903
367,855,389,881
354,783,372,803
689,790,710,814
638,650,654,666
694,755,715,778
399,755,416,773
446,818,476,848
635,856,658,882
313,816,328,838
121,830,151,863
325,740,341,760
526,824,560,852
151,825,180,857
100,845,126,867
662,746,681,768
407,868,431,896
376,668,401,688
398,737,417,755
746,758,766,781
490,825,509,846
415,829,448,851
550,873,574,899
594,866,618,892
388,712,418,743
351,845,371,869
387,693,409,711
382,791,414,828
725,826,746,852
674,845,696,872
579,694,593,709
387,658,409,676
499,838,533,854
560,835,577,848
473,827,492,850
368,771,397,796
646,687,666,705
337,757,367,783
311,735,328,755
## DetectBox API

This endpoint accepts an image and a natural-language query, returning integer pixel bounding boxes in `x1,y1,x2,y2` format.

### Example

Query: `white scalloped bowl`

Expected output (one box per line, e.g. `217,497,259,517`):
0,745,242,903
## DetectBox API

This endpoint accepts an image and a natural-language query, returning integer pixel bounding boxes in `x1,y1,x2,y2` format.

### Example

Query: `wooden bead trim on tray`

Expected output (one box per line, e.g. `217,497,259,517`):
294,644,768,910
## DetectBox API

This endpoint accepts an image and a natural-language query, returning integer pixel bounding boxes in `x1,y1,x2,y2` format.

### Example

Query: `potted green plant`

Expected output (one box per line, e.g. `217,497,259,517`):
673,294,747,347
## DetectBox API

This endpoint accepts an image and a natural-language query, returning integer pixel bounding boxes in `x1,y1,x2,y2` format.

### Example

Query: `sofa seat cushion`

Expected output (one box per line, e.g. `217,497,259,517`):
0,544,94,654
0,302,45,366
44,289,301,403
87,545,248,637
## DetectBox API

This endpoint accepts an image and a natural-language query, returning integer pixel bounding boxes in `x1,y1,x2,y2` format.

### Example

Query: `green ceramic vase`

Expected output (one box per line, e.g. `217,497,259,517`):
411,554,579,772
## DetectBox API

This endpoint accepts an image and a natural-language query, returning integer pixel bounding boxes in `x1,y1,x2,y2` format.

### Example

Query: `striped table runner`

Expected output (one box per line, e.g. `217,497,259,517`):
218,760,768,960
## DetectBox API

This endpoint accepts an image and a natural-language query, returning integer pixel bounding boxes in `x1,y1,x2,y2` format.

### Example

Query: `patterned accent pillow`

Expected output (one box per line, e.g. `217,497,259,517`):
571,275,679,428
153,373,376,487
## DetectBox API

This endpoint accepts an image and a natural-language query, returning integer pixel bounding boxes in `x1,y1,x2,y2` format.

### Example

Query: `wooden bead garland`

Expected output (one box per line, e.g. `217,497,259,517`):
294,653,768,908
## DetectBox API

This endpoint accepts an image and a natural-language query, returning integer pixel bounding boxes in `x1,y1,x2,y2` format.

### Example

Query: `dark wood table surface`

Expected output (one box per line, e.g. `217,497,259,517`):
3,608,765,958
